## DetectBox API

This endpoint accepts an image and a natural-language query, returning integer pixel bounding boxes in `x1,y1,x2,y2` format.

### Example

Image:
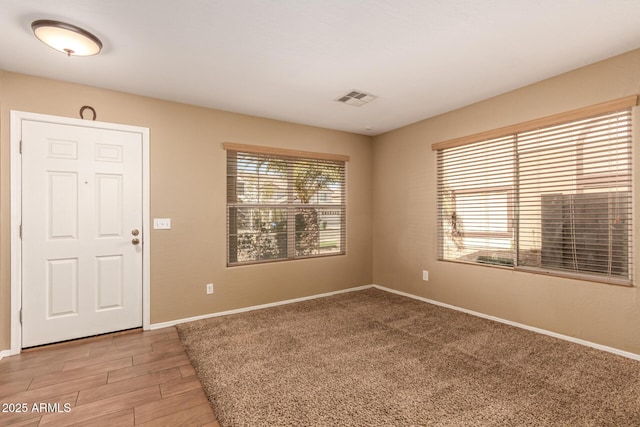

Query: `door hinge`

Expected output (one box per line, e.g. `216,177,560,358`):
19,140,22,154
19,309,22,324
19,224,22,239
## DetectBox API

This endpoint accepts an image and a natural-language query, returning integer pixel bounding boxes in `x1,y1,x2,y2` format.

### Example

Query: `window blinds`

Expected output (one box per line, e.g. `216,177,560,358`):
436,103,633,285
225,143,347,266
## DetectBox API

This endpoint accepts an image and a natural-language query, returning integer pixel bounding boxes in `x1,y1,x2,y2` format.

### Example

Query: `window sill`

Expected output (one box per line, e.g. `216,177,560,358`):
437,258,633,287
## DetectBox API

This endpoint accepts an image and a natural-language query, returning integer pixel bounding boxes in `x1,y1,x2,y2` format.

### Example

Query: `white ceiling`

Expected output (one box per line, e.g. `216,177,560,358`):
1,1,640,136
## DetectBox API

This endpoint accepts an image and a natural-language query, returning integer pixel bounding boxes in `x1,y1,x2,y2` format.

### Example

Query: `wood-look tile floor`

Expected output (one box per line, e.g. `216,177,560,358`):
0,327,220,426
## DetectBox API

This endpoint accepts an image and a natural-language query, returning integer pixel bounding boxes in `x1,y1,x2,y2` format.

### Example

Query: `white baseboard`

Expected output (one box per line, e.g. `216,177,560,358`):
148,282,639,361
149,285,373,330
0,349,11,361
372,284,640,361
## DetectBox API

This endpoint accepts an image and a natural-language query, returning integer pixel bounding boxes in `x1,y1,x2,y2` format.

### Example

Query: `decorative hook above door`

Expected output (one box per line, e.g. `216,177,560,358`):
80,105,97,120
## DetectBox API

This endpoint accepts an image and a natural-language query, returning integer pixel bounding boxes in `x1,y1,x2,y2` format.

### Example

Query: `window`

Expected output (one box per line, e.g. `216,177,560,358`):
225,143,347,266
434,97,635,285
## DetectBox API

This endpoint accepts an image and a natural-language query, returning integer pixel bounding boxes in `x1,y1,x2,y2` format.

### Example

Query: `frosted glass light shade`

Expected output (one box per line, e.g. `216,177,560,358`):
32,20,102,56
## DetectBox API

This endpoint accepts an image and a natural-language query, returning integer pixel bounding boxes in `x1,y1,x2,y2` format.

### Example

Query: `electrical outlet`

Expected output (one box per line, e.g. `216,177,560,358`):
206,283,214,294
422,270,429,281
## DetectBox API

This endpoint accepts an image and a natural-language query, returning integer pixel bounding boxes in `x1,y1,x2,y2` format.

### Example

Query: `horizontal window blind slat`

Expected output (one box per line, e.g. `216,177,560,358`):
223,142,350,162
227,147,346,266
437,104,633,285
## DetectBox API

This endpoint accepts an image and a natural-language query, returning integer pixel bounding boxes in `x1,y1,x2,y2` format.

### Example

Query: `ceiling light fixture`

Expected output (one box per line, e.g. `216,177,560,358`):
31,20,102,56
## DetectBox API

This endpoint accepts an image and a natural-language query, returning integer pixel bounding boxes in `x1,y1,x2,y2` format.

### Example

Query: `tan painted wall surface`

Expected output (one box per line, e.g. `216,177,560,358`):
3,48,640,356
372,48,640,354
0,71,373,350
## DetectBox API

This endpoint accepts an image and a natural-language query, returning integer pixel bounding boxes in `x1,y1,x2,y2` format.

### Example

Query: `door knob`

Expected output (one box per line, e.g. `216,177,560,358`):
132,229,140,236
132,238,140,245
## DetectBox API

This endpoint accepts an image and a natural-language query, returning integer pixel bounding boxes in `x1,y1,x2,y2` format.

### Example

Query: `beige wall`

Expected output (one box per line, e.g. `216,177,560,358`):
372,48,640,354
0,71,373,350
3,48,640,356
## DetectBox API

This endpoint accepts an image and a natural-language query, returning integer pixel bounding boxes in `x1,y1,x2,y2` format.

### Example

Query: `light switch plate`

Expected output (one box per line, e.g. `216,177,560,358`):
153,218,171,230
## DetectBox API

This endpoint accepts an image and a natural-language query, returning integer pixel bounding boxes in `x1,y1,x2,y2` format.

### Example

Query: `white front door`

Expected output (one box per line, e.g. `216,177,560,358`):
21,119,143,347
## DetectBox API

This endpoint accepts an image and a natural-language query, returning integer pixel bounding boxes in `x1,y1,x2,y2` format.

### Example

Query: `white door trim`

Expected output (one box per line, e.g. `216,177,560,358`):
10,111,151,355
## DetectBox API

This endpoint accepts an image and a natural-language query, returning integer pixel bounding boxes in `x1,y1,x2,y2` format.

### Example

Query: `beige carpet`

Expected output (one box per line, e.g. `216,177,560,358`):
177,288,640,426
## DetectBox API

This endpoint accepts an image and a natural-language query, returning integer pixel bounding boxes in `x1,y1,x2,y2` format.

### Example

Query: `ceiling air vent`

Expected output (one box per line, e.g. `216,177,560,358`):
335,90,377,107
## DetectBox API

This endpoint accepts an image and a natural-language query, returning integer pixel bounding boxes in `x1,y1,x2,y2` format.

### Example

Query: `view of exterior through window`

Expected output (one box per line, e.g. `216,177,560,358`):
436,106,633,284
226,145,346,265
